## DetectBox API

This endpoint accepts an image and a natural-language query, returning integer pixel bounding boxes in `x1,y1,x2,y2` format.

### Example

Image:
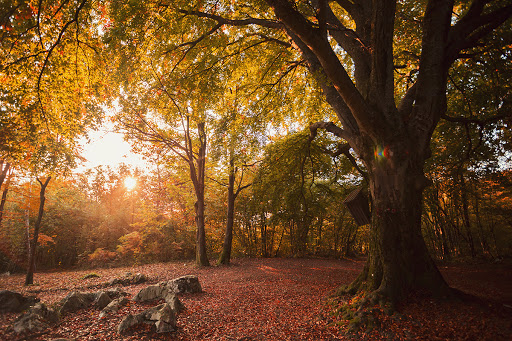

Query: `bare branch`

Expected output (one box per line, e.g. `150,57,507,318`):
309,121,348,141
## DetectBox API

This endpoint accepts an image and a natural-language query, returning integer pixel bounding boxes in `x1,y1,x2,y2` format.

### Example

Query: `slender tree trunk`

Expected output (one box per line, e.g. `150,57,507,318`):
0,161,9,189
261,211,268,257
0,186,8,226
218,159,236,265
0,162,10,227
459,173,476,258
474,190,490,257
269,221,275,256
193,122,209,266
25,210,31,258
0,173,11,227
25,176,51,286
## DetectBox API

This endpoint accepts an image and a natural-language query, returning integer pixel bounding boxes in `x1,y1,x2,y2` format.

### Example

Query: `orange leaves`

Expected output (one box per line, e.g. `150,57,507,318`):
0,259,511,340
37,233,55,247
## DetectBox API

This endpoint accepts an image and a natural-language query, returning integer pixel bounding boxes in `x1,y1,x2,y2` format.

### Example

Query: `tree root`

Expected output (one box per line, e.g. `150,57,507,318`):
331,284,471,335
330,289,396,333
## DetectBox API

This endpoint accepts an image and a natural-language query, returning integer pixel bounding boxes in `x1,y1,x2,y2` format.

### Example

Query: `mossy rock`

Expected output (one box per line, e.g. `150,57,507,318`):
81,273,100,280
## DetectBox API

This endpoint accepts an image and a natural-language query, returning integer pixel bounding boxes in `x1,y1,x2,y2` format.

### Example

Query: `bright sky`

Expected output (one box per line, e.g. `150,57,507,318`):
76,125,149,172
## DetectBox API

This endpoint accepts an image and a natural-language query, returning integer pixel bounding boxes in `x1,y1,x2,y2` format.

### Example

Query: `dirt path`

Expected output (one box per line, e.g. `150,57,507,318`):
1,258,511,340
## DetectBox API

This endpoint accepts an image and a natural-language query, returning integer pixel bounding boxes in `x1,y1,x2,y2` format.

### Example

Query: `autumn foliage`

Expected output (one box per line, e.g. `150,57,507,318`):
0,258,511,340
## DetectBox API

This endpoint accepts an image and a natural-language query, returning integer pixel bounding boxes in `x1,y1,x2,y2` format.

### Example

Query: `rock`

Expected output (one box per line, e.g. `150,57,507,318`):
29,302,59,324
118,314,141,333
93,291,112,310
81,273,100,280
133,275,201,303
164,293,185,313
132,273,147,284
118,303,176,334
13,302,58,334
108,273,148,286
133,282,168,302
103,287,127,299
151,304,176,333
58,289,128,315
0,290,38,313
168,275,202,294
58,291,95,314
99,297,129,318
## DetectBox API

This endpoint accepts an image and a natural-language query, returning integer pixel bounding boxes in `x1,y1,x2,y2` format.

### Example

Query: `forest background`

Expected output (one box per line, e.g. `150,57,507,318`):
0,0,511,285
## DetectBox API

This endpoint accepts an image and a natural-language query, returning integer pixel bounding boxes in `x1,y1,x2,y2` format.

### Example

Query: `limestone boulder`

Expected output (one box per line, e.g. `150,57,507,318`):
58,291,95,314
118,303,176,334
0,290,38,313
108,272,148,286
168,275,202,294
13,302,58,334
58,289,127,315
133,282,168,302
93,291,112,310
99,297,129,318
133,275,201,303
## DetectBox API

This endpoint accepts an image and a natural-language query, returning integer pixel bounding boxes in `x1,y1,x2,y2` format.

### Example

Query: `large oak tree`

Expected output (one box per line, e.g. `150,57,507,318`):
112,0,512,306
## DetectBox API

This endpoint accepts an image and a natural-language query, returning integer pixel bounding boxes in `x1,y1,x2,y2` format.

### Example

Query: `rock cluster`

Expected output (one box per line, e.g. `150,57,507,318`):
58,288,126,314
11,288,129,334
119,275,201,333
1,274,201,335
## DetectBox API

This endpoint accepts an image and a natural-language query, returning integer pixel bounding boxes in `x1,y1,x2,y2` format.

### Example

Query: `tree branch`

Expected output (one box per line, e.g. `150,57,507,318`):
267,0,386,139
178,9,282,29
331,143,368,181
309,121,348,141
447,1,512,64
286,29,359,138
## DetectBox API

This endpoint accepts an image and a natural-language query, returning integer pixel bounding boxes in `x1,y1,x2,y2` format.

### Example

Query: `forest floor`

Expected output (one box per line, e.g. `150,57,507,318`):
0,258,511,340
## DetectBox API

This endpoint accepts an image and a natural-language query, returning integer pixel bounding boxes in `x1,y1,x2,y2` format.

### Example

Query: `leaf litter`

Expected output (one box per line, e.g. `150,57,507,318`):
0,258,510,340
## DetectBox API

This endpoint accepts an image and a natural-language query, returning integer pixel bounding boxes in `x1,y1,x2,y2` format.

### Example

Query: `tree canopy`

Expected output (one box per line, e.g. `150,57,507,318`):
0,0,511,312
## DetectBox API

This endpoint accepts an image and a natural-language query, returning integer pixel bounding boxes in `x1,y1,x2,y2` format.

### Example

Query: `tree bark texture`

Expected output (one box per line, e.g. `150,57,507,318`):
25,176,51,286
218,159,236,265
191,122,209,266
0,163,11,227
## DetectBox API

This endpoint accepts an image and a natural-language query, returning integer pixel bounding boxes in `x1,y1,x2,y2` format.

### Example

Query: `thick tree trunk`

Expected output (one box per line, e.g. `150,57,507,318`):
343,148,452,305
25,176,51,286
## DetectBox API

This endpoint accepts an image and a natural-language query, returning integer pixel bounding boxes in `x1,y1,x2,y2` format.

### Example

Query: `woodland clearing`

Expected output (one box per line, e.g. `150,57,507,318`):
0,258,511,340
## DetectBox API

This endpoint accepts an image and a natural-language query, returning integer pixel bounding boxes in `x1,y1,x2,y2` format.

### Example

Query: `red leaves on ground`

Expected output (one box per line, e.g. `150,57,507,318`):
0,258,511,340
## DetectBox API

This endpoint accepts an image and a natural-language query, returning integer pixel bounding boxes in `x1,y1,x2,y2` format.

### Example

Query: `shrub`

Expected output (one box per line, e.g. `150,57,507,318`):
87,248,117,267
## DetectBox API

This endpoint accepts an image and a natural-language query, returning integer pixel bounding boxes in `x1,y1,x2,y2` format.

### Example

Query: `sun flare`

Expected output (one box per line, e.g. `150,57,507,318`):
124,176,137,191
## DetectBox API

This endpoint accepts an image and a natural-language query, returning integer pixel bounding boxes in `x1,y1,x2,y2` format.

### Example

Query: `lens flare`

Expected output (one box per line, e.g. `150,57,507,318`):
374,145,391,160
